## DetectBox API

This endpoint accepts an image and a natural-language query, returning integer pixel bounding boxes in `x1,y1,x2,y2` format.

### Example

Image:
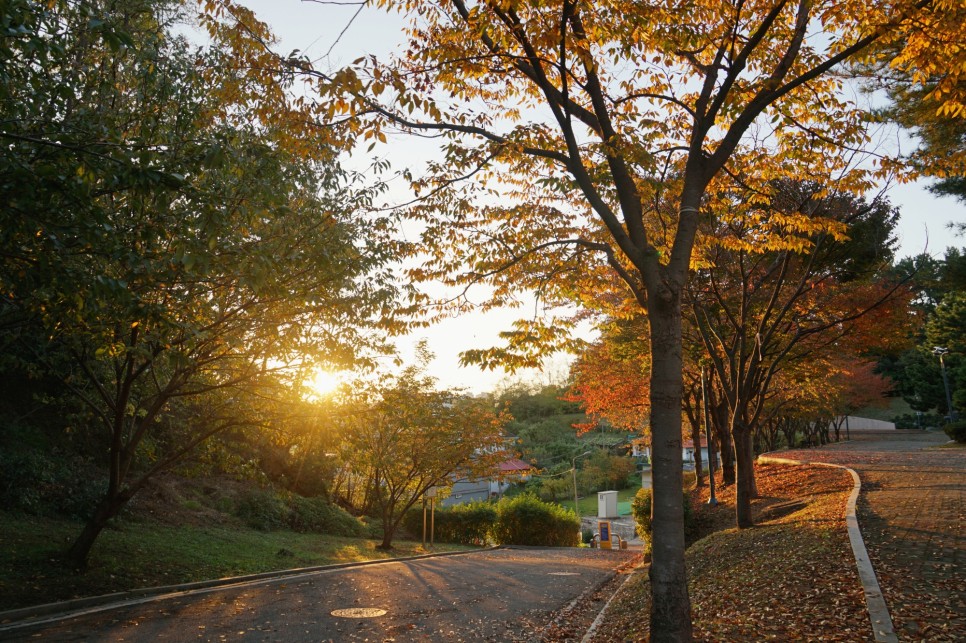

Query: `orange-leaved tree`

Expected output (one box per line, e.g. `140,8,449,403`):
687,181,914,526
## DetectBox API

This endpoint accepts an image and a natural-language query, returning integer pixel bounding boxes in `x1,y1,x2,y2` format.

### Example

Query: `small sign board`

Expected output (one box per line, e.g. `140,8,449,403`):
598,520,612,549
425,486,438,498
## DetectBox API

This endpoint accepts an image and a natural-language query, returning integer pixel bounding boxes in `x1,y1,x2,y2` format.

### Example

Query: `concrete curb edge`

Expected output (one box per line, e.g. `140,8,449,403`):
759,456,898,643
580,566,643,643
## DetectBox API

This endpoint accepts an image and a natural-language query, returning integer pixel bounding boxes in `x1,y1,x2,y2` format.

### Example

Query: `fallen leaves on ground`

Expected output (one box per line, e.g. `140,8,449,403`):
780,439,966,641
582,463,870,642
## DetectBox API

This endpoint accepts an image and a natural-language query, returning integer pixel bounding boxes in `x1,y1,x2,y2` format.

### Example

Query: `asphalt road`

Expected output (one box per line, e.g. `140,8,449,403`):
2,547,638,642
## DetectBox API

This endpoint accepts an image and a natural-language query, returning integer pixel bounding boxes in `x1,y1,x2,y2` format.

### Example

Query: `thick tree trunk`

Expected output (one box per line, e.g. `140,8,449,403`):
647,299,693,642
745,431,759,498
733,427,755,528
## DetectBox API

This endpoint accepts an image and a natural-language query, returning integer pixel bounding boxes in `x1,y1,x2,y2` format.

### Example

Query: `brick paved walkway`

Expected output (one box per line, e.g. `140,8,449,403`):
779,430,965,642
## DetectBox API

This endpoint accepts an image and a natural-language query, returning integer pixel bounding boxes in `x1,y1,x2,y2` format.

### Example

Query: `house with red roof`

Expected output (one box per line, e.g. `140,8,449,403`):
441,456,535,507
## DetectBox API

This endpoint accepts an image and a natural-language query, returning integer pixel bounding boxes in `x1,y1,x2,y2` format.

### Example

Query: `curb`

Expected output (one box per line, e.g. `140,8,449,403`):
0,546,501,636
759,456,898,643
580,566,643,642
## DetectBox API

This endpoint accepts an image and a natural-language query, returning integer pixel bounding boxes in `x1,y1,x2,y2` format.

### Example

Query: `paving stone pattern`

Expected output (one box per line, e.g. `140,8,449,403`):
780,430,965,642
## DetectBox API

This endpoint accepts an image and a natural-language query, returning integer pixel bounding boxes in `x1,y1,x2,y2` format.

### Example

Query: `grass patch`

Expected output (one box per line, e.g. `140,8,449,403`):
854,396,912,422
0,512,472,612
558,485,641,517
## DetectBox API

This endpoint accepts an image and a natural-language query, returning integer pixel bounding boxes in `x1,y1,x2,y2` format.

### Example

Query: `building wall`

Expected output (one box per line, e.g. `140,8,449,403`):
440,479,491,507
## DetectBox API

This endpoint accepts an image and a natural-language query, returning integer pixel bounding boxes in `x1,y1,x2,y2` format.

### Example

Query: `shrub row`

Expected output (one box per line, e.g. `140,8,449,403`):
402,500,497,545
893,412,945,430
405,494,580,547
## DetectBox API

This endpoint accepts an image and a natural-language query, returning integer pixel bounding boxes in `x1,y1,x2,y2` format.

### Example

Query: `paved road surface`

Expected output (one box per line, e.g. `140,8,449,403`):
780,430,965,642
1,547,637,642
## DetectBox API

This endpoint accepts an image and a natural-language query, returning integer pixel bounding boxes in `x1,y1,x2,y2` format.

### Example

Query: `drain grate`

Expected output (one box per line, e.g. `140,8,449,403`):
548,572,581,576
331,608,388,618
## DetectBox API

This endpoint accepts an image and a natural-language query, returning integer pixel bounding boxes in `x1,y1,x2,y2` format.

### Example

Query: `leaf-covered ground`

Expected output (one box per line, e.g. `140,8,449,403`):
585,462,871,641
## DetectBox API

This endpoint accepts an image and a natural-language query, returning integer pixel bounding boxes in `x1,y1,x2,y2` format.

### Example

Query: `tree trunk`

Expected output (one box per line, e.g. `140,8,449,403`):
378,503,395,550
745,431,759,498
690,420,704,488
67,493,127,568
647,298,693,642
733,427,755,528
709,393,735,485
720,438,736,486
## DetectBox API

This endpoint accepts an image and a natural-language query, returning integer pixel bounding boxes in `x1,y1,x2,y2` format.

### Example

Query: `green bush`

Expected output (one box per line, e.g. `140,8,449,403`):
491,493,580,547
288,495,366,537
533,476,572,502
581,528,595,544
893,412,944,430
0,450,104,518
403,501,497,545
361,516,385,540
234,488,289,531
944,419,966,443
631,487,693,553
577,452,637,493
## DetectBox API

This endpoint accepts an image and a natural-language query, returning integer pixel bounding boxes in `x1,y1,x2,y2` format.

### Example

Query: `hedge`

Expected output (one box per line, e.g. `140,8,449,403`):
404,500,497,545
491,493,580,547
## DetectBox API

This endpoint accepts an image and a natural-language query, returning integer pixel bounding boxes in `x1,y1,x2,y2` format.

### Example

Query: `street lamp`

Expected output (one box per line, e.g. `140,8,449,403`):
572,451,592,517
933,347,959,422
701,367,718,507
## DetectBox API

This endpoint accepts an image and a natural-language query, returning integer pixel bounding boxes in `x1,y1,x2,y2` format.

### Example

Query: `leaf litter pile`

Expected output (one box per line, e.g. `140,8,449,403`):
585,462,871,642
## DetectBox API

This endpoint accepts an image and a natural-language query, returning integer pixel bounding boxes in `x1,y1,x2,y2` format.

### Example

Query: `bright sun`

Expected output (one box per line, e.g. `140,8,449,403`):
307,370,342,398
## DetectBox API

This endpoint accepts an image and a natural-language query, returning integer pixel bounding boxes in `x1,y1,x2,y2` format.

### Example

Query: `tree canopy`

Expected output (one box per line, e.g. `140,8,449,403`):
199,0,966,637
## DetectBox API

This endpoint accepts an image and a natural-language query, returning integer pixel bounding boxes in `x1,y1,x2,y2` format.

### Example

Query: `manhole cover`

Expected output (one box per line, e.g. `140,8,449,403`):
548,572,581,576
331,608,387,618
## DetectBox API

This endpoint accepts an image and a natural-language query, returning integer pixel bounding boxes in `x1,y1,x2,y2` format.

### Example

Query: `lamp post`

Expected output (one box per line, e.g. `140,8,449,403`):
572,451,592,517
702,367,718,507
933,347,958,422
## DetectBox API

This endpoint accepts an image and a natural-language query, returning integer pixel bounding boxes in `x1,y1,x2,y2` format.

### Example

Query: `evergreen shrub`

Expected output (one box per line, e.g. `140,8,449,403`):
631,487,693,553
234,488,289,530
492,493,579,547
944,419,966,443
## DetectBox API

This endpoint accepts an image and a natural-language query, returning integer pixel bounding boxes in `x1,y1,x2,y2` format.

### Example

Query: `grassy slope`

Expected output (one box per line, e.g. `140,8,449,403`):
854,395,913,422
0,512,469,612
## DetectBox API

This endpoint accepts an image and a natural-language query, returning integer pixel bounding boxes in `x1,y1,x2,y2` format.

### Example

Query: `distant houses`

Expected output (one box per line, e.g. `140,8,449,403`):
441,457,534,507
631,435,710,469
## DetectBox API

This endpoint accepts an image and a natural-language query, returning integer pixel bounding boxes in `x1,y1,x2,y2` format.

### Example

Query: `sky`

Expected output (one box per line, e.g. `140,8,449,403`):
233,0,965,394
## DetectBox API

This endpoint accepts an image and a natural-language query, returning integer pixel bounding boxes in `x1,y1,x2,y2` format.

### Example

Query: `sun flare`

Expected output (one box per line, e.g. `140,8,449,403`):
307,369,342,398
